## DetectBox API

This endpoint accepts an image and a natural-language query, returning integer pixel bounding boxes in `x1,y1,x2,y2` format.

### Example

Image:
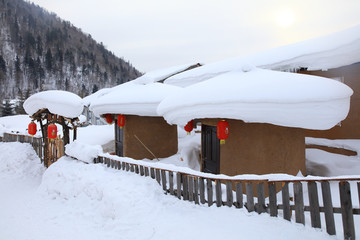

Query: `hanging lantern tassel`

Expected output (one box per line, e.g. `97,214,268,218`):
105,114,113,124
117,114,125,128
217,120,229,144
48,123,57,140
28,121,37,136
184,120,194,135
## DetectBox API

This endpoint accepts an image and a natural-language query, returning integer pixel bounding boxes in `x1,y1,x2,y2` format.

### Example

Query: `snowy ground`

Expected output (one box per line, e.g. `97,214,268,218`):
1,115,360,239
0,142,336,240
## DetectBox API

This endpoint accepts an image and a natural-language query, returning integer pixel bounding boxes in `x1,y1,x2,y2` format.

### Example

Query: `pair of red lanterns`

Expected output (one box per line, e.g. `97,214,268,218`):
184,120,229,144
28,121,57,139
105,114,125,128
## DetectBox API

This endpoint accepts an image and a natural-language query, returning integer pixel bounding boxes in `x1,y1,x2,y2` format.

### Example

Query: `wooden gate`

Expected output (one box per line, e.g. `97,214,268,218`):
45,135,64,167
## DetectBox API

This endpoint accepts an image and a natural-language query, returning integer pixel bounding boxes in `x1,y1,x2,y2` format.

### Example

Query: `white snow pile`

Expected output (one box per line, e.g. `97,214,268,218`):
165,24,360,87
90,82,181,117
82,87,112,107
23,90,83,118
132,62,201,85
65,140,102,164
0,142,45,180
158,68,353,130
0,115,41,136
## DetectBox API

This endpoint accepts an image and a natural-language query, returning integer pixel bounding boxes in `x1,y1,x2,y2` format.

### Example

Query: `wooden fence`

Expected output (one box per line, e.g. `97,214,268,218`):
2,132,44,162
95,156,360,240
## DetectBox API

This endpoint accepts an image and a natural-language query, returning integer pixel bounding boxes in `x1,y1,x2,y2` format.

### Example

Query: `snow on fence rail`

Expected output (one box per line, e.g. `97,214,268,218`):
2,132,43,161
94,155,360,240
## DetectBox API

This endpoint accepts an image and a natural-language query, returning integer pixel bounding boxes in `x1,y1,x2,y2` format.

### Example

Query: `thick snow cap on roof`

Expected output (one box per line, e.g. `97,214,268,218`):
132,62,201,85
158,68,353,130
90,82,181,117
165,24,360,87
24,90,83,118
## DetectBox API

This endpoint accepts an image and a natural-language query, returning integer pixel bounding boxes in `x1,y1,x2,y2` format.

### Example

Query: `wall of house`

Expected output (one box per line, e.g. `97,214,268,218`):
299,63,360,139
201,119,306,176
123,115,178,160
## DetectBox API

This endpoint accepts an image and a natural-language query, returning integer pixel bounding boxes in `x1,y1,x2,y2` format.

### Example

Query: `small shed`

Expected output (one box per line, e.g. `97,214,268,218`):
23,90,83,166
90,82,180,160
158,68,352,175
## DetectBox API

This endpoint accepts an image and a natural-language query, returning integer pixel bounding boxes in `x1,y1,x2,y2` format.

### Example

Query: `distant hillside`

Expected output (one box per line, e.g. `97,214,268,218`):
0,0,141,106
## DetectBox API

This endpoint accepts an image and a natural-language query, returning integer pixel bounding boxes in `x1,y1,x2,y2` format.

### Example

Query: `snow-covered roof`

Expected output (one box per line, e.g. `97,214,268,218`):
165,24,360,87
158,68,353,130
83,88,112,107
23,90,83,118
90,82,181,117
131,62,201,85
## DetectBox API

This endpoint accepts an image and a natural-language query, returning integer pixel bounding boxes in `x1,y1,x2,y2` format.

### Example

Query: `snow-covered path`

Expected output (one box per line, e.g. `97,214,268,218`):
0,142,336,240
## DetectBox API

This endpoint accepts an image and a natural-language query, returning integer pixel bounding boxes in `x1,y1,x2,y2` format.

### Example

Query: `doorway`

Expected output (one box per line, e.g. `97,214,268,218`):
201,124,220,174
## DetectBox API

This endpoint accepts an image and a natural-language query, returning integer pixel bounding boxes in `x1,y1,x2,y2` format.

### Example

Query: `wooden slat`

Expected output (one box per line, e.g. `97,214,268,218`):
169,171,174,195
268,182,277,217
194,177,199,204
339,181,355,240
130,164,135,172
321,181,336,235
256,182,266,213
200,178,206,204
140,165,144,176
121,162,126,170
177,172,182,199
125,163,130,171
215,180,222,207
281,182,291,221
358,182,360,209
293,182,305,225
308,181,321,228
155,169,161,185
246,183,254,212
207,178,213,206
188,176,194,202
183,174,189,200
161,170,167,192
107,158,111,167
150,168,155,179
135,165,139,174
144,167,149,177
226,181,233,207
235,182,243,209
117,161,121,170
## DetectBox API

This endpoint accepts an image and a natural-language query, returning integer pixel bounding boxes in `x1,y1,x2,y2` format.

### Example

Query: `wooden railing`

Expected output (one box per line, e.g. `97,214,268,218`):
2,132,44,162
94,155,360,240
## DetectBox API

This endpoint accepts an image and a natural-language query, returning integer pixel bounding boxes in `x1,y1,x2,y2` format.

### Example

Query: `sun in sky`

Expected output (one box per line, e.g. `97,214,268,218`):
276,9,295,28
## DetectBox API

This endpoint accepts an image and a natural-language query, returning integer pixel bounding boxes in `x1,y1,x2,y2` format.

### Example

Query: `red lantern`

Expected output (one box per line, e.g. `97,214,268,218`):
105,114,113,124
28,121,37,136
48,124,57,139
217,120,229,144
184,120,194,135
117,115,125,128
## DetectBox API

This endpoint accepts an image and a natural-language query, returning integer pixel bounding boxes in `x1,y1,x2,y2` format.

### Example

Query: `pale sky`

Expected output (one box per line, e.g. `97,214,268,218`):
30,0,360,73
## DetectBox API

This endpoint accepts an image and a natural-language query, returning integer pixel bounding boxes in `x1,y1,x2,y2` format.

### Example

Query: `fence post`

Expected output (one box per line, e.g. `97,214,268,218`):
256,182,266,213
226,181,233,207
161,170,167,192
246,182,254,212
281,182,291,221
321,181,336,235
268,182,277,217
199,178,206,204
215,179,222,207
194,177,199,204
308,181,321,228
188,176,194,202
169,171,174,195
235,182,243,209
293,182,305,225
339,181,355,240
183,174,189,200
207,179,213,206
176,172,182,199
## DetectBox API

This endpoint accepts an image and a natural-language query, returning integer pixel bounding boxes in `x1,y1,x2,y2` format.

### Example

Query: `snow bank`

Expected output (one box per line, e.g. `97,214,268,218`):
306,137,360,155
90,82,181,117
0,142,45,179
65,140,102,164
158,68,353,130
23,90,83,118
165,24,360,87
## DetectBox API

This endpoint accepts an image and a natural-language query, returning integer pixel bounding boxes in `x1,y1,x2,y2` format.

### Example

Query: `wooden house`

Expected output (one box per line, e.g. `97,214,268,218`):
158,68,352,175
